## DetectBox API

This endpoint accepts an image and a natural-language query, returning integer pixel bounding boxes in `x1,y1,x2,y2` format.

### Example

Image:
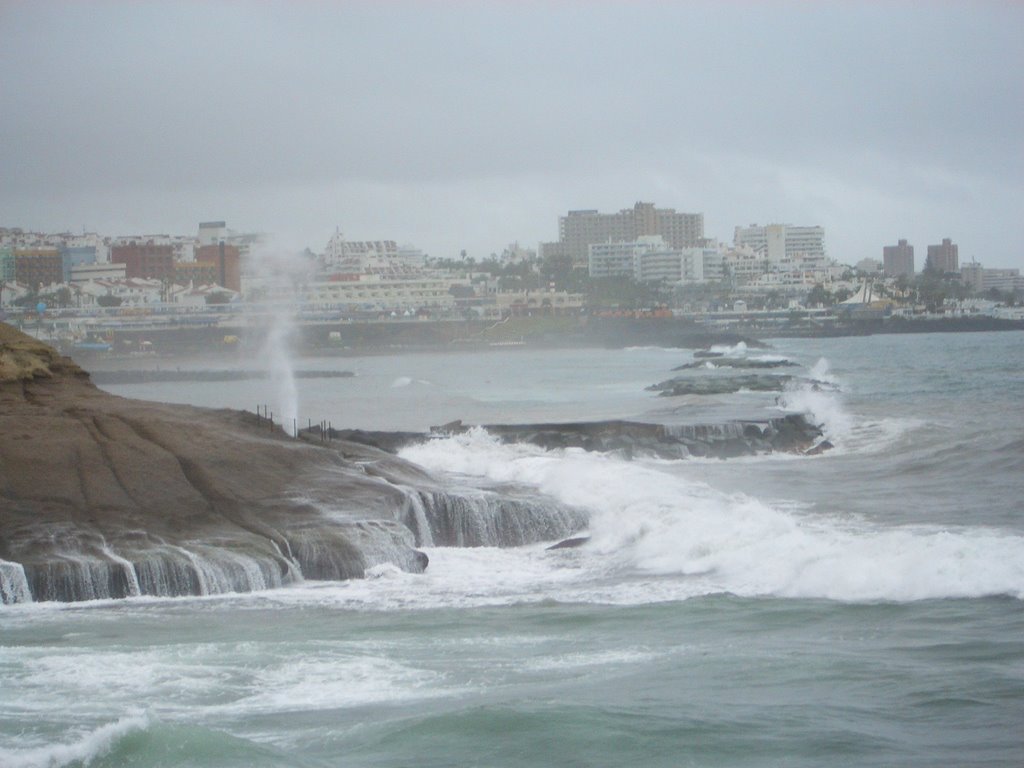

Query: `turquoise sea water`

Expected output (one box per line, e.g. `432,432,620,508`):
2,331,1023,767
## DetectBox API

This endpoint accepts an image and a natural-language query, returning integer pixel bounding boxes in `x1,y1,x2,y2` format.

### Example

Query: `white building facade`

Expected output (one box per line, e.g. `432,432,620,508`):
734,223,826,264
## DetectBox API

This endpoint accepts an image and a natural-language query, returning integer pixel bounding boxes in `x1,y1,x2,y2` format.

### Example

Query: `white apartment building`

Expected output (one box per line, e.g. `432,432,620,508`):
980,268,1023,292
634,248,696,283
734,223,826,264
588,238,661,279
721,246,767,284
324,230,400,267
698,247,724,282
960,261,1023,292
590,237,724,285
253,273,461,314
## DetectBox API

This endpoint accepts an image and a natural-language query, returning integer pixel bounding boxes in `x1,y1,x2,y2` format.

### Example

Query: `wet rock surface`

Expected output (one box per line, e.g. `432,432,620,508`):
1,324,427,603
335,415,828,462
646,373,795,396
672,357,799,371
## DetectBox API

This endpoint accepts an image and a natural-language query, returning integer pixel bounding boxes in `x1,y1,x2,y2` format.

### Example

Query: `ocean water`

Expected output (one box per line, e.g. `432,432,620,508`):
3,331,1024,767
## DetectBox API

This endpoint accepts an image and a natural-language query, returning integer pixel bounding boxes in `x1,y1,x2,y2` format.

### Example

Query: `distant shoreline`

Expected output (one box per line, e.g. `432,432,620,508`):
61,314,1024,366
90,369,354,384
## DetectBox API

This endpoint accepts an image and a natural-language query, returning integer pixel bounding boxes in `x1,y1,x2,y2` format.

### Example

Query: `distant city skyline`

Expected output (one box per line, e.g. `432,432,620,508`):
2,2,1021,270
0,217,1009,277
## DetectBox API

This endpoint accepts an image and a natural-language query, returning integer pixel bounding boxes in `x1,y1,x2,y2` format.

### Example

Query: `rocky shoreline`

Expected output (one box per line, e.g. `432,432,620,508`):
0,324,595,604
1,322,827,605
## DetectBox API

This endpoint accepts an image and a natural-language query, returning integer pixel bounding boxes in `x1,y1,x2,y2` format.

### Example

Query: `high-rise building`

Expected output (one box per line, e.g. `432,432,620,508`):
960,261,984,292
198,221,227,246
111,241,175,282
926,238,958,274
0,247,14,281
59,246,98,283
733,224,826,264
13,247,63,289
588,238,661,279
195,243,241,291
882,239,915,277
542,202,704,267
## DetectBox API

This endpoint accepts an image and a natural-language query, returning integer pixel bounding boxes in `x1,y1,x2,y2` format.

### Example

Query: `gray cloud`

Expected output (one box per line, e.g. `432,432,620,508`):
2,1,1021,266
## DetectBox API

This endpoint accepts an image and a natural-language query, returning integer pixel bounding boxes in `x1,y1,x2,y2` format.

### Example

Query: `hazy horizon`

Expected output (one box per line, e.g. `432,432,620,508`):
2,1,1022,269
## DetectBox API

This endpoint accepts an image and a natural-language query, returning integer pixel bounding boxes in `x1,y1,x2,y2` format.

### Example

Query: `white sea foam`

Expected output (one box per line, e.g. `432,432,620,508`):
706,341,748,356
391,376,431,388
5,645,245,721
0,713,149,768
623,345,686,353
775,357,919,453
523,647,662,672
220,655,459,714
778,358,847,432
397,431,1024,604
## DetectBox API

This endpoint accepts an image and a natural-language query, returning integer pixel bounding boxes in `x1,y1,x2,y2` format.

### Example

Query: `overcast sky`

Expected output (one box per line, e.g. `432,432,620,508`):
2,1,1022,269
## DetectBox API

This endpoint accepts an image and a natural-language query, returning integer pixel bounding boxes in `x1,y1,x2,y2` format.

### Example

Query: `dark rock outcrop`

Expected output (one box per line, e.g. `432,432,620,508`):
335,416,828,462
647,374,794,396
0,324,428,604
1,324,595,604
673,358,798,371
470,417,826,459
547,536,590,550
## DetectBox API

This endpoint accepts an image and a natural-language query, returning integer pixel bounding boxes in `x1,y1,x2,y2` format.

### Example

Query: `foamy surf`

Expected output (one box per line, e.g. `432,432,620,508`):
398,430,1024,604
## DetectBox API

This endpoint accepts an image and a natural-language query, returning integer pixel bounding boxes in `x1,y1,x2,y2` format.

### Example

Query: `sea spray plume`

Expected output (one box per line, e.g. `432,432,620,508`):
776,357,853,445
245,241,314,433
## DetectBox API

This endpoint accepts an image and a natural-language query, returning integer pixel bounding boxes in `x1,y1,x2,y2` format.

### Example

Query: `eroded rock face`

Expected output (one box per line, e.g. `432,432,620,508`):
0,324,429,603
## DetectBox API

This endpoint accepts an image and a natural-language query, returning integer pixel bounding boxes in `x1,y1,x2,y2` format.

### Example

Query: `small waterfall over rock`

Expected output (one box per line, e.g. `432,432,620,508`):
662,423,748,442
153,544,292,596
16,545,296,603
1,519,434,604
23,555,139,602
401,488,588,548
283,520,427,581
0,559,32,604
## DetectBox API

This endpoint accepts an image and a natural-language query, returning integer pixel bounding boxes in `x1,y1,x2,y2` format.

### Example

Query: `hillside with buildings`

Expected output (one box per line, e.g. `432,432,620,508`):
2,203,1021,355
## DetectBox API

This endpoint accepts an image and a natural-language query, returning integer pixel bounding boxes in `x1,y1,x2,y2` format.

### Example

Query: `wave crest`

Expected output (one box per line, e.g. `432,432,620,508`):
0,714,149,768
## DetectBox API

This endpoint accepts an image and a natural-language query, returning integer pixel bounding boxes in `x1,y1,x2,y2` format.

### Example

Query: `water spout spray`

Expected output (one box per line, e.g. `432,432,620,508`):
247,241,309,434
